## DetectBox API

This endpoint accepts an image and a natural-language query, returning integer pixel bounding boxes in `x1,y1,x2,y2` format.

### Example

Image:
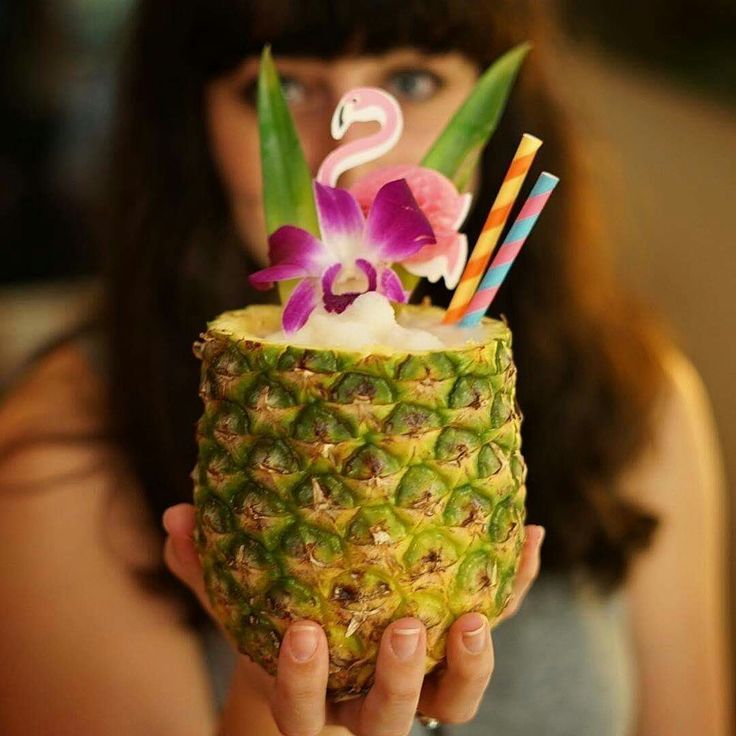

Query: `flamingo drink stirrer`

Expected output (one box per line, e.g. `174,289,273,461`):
316,88,404,187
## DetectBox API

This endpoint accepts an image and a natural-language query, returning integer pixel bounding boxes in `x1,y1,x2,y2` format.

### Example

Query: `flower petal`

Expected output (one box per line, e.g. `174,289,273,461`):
321,260,377,314
364,179,436,261
452,192,473,230
403,232,468,289
249,263,310,290
321,264,352,314
378,267,408,303
282,278,320,334
268,225,327,275
314,182,365,259
355,258,378,291
250,225,330,290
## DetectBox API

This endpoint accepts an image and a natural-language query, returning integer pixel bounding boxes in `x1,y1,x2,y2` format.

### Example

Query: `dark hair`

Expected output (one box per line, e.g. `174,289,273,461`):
105,0,664,615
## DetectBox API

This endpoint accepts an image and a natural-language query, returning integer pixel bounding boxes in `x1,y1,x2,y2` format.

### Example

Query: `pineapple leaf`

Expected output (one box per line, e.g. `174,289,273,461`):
257,46,320,303
395,265,420,294
420,43,531,190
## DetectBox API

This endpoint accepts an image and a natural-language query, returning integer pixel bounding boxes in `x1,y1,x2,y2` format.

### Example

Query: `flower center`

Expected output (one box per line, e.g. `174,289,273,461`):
332,262,370,295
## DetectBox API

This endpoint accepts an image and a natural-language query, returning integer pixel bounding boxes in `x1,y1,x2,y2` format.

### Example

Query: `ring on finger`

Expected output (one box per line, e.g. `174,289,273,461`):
417,713,442,730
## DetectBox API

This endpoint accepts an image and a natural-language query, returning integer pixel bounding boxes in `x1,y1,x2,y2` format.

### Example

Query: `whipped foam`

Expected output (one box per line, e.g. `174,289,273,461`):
265,292,491,351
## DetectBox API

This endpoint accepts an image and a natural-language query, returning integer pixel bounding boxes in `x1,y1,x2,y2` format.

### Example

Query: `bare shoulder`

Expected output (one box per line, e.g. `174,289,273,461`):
0,342,162,576
0,343,107,480
626,346,726,510
658,348,718,436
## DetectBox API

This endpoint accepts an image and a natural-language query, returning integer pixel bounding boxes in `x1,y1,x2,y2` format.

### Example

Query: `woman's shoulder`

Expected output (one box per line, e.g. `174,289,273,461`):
1,338,105,421
658,346,711,412
653,346,721,461
0,342,163,573
0,342,109,484
625,344,725,508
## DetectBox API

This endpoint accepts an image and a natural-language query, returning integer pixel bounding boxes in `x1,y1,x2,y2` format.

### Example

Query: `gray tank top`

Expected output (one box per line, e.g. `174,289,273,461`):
73,332,634,734
200,574,635,736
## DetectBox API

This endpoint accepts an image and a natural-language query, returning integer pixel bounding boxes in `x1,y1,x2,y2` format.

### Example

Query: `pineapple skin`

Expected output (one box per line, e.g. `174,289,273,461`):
193,305,526,700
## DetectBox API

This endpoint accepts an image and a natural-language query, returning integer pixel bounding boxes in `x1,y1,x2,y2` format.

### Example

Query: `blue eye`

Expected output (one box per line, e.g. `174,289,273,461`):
386,69,443,102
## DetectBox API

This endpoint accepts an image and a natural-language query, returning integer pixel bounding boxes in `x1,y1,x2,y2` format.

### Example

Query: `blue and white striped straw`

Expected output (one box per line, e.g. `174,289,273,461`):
460,172,559,327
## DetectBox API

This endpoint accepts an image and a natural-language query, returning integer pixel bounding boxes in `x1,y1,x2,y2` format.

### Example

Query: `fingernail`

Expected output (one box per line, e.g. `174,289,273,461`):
538,527,546,545
288,625,319,663
390,625,422,661
161,508,175,533
460,615,488,654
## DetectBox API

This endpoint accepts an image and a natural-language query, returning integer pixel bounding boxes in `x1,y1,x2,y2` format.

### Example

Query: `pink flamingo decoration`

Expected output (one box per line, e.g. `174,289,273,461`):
317,88,403,187
317,88,471,288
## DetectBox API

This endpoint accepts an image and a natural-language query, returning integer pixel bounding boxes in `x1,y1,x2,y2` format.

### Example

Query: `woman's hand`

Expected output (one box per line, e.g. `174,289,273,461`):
163,503,543,736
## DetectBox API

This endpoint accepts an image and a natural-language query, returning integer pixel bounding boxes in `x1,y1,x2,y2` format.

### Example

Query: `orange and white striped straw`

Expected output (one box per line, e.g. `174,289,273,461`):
443,133,543,324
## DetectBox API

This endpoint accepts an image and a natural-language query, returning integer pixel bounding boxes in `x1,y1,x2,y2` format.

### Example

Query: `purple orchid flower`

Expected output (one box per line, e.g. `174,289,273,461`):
249,179,436,333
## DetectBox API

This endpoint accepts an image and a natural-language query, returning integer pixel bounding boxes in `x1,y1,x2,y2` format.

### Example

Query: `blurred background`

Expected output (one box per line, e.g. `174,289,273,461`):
1,0,735,647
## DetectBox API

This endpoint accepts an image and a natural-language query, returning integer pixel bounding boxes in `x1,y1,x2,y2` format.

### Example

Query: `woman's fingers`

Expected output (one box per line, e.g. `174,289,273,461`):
418,613,494,724
271,621,330,736
161,503,212,614
336,618,427,736
497,524,544,623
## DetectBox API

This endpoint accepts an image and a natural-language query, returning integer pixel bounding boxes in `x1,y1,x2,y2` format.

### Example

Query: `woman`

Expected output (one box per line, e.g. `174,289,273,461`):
0,1,730,734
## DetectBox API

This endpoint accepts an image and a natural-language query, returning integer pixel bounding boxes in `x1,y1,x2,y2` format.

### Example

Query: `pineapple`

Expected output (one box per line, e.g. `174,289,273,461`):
193,303,526,700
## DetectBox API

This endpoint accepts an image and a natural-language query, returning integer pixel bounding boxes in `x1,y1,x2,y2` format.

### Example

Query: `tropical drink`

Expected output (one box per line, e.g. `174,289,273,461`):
193,294,526,699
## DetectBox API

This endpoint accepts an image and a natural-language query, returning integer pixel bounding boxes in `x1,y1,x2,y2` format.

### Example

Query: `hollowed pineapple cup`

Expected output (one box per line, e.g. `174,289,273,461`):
193,304,526,700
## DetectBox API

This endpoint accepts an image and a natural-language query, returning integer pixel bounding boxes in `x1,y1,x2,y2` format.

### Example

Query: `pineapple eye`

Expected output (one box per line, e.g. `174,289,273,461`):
385,68,444,103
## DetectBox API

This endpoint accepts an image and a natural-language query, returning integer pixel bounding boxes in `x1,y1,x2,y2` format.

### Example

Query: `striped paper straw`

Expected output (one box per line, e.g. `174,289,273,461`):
443,133,543,324
460,172,559,327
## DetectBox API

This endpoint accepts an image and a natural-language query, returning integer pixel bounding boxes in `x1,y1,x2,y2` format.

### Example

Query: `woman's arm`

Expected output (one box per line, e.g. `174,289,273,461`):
623,352,732,735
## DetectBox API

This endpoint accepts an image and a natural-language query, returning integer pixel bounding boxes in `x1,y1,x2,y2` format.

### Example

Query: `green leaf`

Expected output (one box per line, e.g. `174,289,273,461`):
257,46,320,303
421,43,531,190
395,265,420,294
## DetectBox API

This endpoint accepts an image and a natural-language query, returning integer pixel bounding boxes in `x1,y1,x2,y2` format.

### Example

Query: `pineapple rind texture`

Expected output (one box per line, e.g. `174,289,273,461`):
193,305,526,700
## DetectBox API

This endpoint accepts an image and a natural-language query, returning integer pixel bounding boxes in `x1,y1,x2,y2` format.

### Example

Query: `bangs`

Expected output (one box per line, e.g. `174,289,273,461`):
192,0,524,77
